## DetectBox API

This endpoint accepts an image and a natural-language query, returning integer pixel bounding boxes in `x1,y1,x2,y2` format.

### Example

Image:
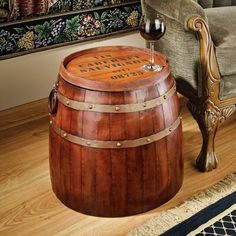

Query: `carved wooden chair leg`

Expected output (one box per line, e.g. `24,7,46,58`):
188,100,236,172
187,101,218,171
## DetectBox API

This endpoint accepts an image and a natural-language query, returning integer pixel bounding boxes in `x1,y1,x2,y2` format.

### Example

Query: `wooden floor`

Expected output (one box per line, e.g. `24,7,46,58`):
0,100,235,236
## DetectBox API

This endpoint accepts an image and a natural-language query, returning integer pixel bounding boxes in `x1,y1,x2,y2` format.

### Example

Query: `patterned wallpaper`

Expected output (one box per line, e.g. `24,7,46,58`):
0,0,141,59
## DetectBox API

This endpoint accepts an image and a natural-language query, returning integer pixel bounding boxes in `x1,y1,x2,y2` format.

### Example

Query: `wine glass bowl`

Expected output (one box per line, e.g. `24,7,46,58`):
139,15,166,71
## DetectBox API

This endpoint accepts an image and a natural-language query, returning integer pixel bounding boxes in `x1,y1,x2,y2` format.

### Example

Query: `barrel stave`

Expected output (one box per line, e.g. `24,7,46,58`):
151,84,169,204
123,90,143,215
157,75,182,200
84,90,111,216
109,91,128,216
143,83,164,210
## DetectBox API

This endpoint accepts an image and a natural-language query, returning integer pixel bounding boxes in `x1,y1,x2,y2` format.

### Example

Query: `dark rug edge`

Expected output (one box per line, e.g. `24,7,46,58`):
161,191,236,236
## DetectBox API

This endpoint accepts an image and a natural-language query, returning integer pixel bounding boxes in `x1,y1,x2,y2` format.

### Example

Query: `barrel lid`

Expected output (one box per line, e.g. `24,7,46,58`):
60,46,170,92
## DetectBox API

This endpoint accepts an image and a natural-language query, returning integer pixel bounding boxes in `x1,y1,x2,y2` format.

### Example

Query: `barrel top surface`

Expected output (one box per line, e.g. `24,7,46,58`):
61,46,170,92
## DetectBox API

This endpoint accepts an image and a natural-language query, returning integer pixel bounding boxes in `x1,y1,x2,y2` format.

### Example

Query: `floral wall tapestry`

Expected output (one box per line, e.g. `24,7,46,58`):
0,0,141,59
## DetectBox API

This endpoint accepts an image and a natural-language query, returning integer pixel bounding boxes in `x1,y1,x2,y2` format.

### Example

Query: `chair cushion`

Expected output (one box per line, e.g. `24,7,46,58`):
205,6,236,75
205,6,236,98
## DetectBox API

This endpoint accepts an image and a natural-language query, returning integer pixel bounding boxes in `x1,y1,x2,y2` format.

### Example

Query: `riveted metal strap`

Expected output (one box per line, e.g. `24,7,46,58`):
57,83,176,113
50,117,181,149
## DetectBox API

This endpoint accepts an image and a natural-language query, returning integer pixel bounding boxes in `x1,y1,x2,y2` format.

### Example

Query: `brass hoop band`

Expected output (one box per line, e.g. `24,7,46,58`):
50,117,181,149
57,83,176,113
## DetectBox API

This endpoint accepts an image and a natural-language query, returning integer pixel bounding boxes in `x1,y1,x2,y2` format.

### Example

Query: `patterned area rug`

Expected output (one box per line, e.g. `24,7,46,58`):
129,174,236,236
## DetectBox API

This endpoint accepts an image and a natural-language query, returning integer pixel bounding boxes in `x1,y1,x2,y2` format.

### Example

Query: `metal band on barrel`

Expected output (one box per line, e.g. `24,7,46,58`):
57,83,176,113
50,117,181,149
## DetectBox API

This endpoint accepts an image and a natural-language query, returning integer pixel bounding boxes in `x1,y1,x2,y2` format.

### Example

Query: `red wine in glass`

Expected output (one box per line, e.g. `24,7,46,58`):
139,15,166,71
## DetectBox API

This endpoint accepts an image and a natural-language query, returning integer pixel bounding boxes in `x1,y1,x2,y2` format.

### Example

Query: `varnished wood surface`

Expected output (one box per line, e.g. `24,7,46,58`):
0,98,235,235
61,46,170,91
187,16,236,171
0,98,47,131
51,59,182,216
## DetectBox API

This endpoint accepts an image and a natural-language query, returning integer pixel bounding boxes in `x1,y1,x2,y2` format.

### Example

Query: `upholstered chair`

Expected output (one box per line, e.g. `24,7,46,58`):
141,0,236,172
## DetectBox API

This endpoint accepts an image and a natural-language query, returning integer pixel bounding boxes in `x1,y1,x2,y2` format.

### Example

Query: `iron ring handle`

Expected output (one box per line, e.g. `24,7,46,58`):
48,87,58,115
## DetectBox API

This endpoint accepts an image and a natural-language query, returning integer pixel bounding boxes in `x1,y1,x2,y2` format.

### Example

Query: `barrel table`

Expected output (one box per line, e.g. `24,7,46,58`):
48,46,183,217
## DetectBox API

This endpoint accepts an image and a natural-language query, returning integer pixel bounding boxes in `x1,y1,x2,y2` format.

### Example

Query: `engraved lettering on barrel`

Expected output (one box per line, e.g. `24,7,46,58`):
112,68,130,74
80,69,87,73
111,74,126,79
94,55,112,59
95,61,103,66
110,71,145,80
78,55,146,75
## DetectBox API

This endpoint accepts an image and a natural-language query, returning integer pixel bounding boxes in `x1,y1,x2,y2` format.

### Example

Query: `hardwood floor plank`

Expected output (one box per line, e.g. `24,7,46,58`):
0,99,48,132
0,100,235,236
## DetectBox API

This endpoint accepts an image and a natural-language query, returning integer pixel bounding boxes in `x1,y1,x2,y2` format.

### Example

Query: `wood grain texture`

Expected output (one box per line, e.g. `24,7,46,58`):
0,98,235,236
187,16,236,172
0,97,236,236
49,47,183,217
0,98,48,131
60,46,170,92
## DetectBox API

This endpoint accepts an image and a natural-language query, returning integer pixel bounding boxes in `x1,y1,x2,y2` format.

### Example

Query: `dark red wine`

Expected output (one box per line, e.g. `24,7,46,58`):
139,19,166,41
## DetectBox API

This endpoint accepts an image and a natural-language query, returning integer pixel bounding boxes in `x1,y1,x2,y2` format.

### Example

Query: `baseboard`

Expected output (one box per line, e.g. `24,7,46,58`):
0,98,48,131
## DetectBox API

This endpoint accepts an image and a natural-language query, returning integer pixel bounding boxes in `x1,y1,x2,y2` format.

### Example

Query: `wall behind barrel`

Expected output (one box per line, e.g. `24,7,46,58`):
0,32,145,111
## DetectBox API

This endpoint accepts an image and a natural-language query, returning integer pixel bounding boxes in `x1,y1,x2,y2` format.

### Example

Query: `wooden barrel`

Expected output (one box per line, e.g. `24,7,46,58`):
49,46,183,217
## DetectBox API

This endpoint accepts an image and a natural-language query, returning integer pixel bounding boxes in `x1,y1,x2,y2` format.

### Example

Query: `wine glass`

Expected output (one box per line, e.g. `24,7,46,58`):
139,14,166,71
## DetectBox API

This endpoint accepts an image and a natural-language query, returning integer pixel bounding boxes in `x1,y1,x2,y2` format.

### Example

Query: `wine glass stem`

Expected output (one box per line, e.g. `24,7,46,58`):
150,41,155,68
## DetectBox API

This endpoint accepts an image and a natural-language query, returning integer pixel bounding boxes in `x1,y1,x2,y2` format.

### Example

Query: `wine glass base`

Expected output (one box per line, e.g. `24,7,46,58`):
142,64,162,72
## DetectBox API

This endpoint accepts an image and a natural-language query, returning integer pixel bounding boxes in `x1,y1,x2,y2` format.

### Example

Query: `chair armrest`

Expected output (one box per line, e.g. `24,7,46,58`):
186,15,236,107
187,15,221,104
